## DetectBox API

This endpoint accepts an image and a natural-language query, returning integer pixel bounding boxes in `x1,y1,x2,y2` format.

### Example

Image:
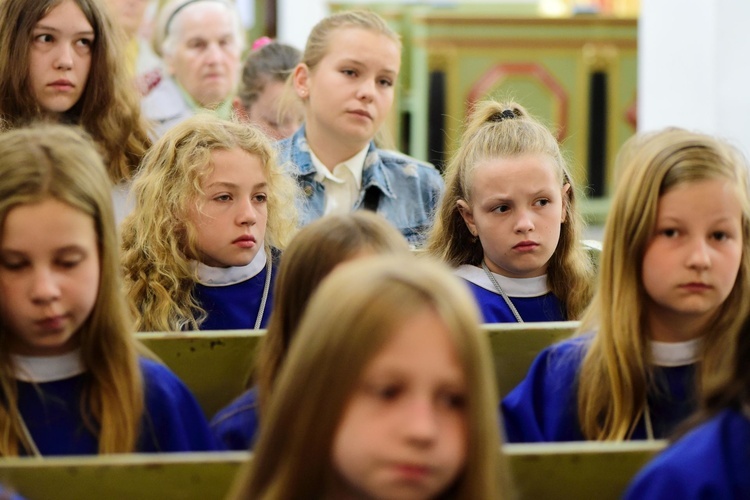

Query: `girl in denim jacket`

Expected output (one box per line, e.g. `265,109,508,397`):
278,10,444,247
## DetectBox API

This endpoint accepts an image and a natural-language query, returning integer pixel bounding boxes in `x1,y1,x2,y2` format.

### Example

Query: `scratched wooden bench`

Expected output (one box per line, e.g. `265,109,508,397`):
505,440,666,499
0,452,249,500
483,321,578,398
137,330,265,418
137,322,579,417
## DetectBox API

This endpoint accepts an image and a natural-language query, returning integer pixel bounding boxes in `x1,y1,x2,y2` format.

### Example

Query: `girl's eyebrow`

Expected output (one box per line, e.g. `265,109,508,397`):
0,245,88,256
339,58,398,76
205,181,268,190
34,24,95,37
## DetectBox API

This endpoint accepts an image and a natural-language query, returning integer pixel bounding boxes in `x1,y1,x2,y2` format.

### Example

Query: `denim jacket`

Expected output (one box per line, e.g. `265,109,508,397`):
278,126,445,246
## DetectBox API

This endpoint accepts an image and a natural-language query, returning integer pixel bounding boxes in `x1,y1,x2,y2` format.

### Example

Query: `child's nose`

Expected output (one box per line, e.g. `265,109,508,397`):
30,268,61,304
402,397,439,445
54,44,74,71
686,238,711,270
356,79,375,102
513,209,535,233
236,198,257,225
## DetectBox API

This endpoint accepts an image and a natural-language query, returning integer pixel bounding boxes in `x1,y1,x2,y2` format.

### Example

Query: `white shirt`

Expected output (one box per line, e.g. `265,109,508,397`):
310,145,369,215
650,337,702,367
12,349,84,383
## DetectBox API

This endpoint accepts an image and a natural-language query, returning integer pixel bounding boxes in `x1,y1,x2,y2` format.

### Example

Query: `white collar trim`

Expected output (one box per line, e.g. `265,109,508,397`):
310,145,368,186
193,249,267,286
454,264,549,297
12,349,85,383
650,337,702,367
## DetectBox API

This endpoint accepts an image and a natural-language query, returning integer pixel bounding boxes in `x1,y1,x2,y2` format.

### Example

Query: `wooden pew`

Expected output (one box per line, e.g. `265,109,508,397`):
505,440,666,499
137,330,265,418
0,442,664,500
0,452,249,500
483,321,578,398
137,322,580,417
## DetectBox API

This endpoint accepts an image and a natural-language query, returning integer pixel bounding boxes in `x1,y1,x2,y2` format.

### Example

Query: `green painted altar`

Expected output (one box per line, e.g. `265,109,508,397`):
332,3,638,222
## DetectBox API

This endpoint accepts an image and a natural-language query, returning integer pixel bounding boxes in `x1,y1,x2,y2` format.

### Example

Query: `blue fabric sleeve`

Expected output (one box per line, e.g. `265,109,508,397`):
624,409,750,499
139,358,221,452
501,338,588,442
210,387,260,451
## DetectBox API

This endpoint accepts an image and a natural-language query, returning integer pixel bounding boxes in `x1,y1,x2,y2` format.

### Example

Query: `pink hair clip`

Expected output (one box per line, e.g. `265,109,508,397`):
252,36,273,51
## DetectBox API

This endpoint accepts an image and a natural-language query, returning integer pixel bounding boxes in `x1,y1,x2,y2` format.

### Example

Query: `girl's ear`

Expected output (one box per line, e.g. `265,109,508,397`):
293,63,311,100
456,200,478,237
561,183,571,223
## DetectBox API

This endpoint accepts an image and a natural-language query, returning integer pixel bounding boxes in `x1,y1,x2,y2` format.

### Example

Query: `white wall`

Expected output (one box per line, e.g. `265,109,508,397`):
640,0,750,157
277,0,329,51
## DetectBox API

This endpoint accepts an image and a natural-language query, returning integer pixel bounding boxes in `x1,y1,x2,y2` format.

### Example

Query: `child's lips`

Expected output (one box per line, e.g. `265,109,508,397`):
393,463,432,481
36,315,67,331
513,240,539,251
232,235,256,248
680,282,712,292
48,79,74,91
348,109,372,120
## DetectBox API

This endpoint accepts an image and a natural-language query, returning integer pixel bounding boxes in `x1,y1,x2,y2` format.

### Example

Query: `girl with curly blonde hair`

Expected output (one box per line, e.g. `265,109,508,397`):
122,114,300,331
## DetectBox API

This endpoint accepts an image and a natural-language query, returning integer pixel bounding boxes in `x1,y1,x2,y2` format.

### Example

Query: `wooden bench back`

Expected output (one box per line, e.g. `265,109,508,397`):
0,452,249,500
504,440,665,499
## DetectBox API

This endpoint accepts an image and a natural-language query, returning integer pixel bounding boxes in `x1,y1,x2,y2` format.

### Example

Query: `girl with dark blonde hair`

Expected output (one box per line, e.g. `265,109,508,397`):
503,128,750,442
229,255,510,499
0,125,215,455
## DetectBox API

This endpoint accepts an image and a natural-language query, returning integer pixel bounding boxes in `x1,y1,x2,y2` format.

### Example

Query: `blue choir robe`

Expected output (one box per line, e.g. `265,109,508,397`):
625,408,750,499
454,264,565,323
13,352,218,455
192,248,278,330
501,335,698,443
210,386,260,451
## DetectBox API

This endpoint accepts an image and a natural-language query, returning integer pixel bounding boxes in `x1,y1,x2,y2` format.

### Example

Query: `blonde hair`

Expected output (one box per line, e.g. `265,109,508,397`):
255,211,410,414
232,255,509,499
121,114,300,331
0,125,143,455
426,100,594,319
280,9,401,143
577,128,750,440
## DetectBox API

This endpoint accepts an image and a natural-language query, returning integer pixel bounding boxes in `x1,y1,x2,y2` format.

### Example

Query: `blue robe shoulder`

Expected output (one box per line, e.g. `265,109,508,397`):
625,408,750,499
210,386,260,451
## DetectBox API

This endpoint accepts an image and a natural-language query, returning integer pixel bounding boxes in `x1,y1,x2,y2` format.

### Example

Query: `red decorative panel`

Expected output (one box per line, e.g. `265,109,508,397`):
467,63,569,141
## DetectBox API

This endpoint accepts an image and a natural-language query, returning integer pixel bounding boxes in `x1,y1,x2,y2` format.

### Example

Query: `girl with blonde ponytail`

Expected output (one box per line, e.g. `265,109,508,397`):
427,99,593,322
503,128,750,442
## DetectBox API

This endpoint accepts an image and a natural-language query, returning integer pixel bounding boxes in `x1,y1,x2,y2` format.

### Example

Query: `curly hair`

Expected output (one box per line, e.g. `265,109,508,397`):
121,114,300,331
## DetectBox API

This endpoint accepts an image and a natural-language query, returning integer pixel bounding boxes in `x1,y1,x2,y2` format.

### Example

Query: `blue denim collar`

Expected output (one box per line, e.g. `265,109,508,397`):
287,126,396,201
